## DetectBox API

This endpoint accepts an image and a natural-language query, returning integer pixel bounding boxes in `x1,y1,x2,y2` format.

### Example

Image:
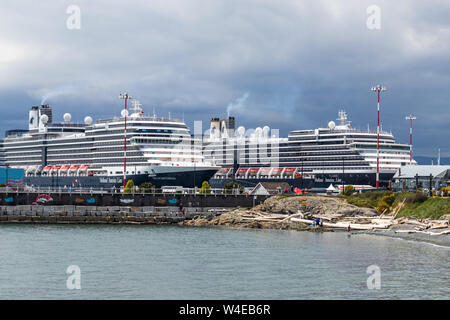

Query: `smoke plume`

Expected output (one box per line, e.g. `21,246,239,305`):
227,92,250,117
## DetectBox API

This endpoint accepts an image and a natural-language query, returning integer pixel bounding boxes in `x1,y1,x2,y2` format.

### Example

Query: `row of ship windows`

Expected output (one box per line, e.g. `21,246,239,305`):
205,145,351,152
47,147,139,154
47,152,143,159
87,128,188,135
135,139,183,144
93,122,188,129
95,158,148,163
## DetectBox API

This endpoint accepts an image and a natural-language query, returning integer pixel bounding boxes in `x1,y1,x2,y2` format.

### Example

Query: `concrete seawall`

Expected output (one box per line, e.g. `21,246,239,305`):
0,205,226,225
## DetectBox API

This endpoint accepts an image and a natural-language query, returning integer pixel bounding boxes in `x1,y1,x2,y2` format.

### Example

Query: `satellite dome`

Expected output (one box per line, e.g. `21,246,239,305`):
40,114,49,124
255,127,262,137
63,113,72,123
328,121,336,129
121,109,129,118
237,126,245,137
84,116,93,125
262,126,270,137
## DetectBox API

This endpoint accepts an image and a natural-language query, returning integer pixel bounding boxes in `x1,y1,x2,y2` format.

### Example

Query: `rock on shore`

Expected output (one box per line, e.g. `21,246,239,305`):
183,195,378,230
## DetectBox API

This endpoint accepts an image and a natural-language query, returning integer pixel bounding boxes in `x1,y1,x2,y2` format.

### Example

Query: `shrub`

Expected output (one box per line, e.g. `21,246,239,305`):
376,201,390,214
223,181,244,195
139,182,155,193
342,185,354,196
123,179,135,193
381,193,396,207
199,181,212,194
437,187,450,196
406,192,428,203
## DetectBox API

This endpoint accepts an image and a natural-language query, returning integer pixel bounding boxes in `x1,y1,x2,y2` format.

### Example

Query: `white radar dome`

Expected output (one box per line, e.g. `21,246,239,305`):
40,114,49,124
237,126,245,137
255,127,262,137
263,126,270,137
84,116,93,126
121,109,129,117
328,121,336,129
63,113,72,123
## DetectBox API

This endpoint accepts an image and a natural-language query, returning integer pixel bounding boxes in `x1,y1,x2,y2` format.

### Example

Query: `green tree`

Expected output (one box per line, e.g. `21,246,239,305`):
123,179,135,193
342,185,354,196
199,181,212,194
223,181,244,195
139,182,155,193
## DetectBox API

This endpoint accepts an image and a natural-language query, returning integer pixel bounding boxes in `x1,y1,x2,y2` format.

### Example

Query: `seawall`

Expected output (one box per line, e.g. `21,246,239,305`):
0,205,226,225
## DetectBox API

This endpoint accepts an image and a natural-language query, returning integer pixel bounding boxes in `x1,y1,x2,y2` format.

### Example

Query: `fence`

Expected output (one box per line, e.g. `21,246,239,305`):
0,190,269,207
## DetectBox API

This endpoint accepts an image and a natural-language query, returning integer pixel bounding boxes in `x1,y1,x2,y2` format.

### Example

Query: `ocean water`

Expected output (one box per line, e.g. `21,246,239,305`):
0,224,448,299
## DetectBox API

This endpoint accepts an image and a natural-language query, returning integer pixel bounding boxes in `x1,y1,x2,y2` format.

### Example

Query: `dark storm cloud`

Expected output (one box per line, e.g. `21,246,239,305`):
0,0,449,155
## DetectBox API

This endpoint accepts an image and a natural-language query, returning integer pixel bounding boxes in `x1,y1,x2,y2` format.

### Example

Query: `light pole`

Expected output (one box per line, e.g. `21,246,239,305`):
371,84,386,188
119,93,133,189
405,115,416,163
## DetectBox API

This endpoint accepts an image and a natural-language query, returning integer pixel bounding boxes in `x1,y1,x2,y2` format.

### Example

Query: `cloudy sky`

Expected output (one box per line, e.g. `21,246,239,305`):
1,0,449,157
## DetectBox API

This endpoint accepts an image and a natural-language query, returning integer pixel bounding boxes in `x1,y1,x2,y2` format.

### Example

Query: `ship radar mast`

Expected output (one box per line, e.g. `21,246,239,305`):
336,110,351,129
131,99,143,116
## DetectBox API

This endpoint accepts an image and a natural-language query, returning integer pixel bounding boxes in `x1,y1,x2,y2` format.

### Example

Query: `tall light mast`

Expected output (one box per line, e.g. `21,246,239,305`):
371,84,386,188
405,115,416,163
119,93,133,189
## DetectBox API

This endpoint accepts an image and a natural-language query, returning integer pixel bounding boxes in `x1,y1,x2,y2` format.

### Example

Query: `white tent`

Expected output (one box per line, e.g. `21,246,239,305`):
326,184,338,192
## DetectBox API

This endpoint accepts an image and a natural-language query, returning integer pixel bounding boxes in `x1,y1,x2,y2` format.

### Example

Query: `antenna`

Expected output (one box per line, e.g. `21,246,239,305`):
371,84,387,189
405,114,416,163
438,148,441,166
119,92,133,189
131,99,143,114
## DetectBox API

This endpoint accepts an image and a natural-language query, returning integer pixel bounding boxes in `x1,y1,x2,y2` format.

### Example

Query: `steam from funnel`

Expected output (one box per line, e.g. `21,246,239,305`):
226,92,250,117
40,85,76,105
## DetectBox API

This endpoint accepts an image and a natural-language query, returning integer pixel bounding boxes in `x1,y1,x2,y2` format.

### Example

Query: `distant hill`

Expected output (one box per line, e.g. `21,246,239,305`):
414,156,450,165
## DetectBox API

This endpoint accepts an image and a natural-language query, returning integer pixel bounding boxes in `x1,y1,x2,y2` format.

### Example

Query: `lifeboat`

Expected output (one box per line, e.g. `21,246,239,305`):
216,168,230,176
247,168,259,177
236,168,248,177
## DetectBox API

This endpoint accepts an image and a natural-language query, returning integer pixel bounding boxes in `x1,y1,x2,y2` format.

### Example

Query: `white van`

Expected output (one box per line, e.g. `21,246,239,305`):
161,186,184,194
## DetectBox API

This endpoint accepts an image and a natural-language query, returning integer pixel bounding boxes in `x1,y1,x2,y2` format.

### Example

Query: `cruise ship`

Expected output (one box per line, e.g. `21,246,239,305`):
203,111,416,189
1,101,218,189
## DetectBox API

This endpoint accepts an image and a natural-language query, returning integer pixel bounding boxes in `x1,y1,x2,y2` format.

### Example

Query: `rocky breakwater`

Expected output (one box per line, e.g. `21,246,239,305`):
183,195,379,231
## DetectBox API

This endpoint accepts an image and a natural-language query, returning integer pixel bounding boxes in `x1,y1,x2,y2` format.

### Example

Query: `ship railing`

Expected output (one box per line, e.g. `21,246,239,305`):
95,116,184,124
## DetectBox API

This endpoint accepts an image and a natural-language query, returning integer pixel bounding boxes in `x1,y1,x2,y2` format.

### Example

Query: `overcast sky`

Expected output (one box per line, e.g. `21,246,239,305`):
1,0,449,156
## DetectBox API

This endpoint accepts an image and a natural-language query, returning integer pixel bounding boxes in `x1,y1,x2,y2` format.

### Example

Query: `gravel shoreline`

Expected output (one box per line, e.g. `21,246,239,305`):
359,228,450,247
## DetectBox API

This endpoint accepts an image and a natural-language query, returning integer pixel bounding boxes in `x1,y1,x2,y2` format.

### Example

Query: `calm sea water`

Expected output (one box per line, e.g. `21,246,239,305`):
0,224,448,299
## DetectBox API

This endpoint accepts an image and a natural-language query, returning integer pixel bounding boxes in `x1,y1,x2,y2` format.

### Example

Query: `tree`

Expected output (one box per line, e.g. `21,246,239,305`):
139,182,155,193
199,181,212,194
123,179,135,193
342,185,354,196
223,181,244,195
